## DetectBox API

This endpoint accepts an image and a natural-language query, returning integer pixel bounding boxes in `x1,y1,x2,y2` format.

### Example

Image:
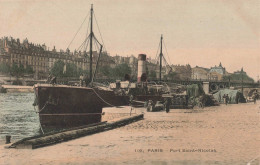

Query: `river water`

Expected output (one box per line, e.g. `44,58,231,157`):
0,92,131,144
0,92,41,144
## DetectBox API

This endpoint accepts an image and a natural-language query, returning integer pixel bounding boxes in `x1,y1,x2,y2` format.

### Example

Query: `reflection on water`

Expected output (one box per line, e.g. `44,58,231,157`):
0,92,41,143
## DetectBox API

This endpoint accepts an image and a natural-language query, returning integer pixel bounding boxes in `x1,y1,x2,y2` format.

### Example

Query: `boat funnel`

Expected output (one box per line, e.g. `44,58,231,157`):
137,54,146,82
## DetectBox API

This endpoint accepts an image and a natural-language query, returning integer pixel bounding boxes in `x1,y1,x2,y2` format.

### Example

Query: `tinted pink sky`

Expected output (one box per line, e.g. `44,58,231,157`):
0,0,259,80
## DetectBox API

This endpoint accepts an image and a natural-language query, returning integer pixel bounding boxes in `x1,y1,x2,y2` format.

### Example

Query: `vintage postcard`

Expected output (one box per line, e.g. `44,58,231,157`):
0,0,259,164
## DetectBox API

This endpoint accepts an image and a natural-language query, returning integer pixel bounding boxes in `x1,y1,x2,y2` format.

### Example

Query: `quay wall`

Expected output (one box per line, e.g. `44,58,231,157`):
1,85,34,93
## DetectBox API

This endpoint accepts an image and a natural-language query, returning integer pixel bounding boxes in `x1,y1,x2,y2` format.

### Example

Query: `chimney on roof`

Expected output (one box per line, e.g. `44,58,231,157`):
42,44,46,51
23,38,28,44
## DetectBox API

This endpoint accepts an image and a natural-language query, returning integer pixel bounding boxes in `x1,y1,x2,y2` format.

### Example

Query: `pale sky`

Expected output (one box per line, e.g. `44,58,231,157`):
0,0,259,80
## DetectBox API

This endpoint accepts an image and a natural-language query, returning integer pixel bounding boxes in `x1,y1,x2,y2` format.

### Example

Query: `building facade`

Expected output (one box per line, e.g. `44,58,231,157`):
234,68,246,75
0,37,88,79
191,66,210,80
209,63,227,80
192,63,229,81
172,64,192,80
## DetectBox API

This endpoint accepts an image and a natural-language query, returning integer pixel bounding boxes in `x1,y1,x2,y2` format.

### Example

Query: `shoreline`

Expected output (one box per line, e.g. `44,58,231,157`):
1,85,34,93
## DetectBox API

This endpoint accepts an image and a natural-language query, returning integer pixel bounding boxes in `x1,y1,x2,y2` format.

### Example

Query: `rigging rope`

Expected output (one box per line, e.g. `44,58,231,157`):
162,55,173,73
163,55,172,70
93,12,107,52
92,42,103,84
93,34,103,46
83,35,90,52
82,18,91,52
33,102,46,134
92,88,117,107
67,12,90,49
85,16,91,39
77,35,89,51
154,39,161,64
77,39,87,51
93,38,100,72
163,39,172,66
162,55,169,66
34,102,49,113
152,40,161,72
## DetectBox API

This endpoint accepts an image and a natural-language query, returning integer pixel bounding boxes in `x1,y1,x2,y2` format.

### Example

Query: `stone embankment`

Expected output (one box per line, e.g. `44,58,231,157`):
1,85,33,93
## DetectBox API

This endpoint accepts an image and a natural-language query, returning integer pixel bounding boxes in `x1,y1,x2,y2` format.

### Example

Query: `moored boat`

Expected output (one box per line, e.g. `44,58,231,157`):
34,84,129,127
33,5,168,128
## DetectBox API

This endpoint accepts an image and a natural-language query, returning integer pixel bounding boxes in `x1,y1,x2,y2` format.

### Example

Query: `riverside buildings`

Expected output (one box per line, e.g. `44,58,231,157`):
0,37,90,79
0,37,133,79
0,37,252,82
192,63,229,81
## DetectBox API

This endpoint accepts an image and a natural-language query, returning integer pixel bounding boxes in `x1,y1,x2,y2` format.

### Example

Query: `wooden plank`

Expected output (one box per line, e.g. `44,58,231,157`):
9,114,143,149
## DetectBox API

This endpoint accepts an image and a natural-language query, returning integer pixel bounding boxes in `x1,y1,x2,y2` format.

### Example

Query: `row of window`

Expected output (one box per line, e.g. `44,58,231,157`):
11,60,48,67
10,54,87,63
0,56,87,72
32,67,48,72
0,58,8,63
11,50,85,61
11,54,48,61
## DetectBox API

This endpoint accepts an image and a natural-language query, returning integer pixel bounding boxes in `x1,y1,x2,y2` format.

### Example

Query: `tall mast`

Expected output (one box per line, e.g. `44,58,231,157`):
159,34,163,81
89,4,93,83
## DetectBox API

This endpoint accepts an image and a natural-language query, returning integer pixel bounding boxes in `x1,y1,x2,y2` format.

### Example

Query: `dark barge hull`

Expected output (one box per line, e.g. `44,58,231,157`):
34,84,129,128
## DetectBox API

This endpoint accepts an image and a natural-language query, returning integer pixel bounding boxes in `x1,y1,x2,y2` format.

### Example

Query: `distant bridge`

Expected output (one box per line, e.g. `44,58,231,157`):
10,77,258,93
92,78,260,89
167,79,258,87
159,79,258,91
91,78,259,91
1,74,259,92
